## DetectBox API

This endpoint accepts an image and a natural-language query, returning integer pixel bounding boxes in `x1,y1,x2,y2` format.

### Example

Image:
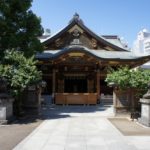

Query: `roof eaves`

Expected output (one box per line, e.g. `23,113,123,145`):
36,48,150,62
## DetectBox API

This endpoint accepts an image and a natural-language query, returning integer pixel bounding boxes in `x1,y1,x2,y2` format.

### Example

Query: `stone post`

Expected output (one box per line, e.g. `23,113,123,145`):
0,94,14,124
139,83,150,127
22,84,42,115
0,78,14,124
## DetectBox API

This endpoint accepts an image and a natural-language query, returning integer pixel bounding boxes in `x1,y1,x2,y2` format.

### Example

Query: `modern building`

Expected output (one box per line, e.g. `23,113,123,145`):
133,29,150,56
36,14,150,105
133,29,150,68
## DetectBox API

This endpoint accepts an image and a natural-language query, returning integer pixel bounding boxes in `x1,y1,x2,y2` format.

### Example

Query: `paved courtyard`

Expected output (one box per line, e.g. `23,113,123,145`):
13,105,150,150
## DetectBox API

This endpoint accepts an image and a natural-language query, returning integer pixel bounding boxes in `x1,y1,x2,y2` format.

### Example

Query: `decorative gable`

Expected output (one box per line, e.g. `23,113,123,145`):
40,13,129,52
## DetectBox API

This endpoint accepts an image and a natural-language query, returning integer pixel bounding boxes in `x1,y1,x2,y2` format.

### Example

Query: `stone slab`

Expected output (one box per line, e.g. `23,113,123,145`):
13,105,150,150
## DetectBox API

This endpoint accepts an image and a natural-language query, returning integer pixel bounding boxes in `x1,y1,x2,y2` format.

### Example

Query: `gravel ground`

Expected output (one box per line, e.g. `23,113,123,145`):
0,117,43,150
108,118,150,136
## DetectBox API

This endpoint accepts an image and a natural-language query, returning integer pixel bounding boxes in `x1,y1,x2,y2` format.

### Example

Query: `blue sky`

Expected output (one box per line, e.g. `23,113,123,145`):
31,0,150,47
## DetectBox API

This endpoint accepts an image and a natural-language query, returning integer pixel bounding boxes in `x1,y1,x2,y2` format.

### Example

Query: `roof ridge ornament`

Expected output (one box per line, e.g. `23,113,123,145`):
69,13,84,24
73,13,79,20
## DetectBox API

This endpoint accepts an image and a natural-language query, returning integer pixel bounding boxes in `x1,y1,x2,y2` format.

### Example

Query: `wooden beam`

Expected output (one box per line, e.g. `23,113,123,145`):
97,69,100,102
52,68,56,104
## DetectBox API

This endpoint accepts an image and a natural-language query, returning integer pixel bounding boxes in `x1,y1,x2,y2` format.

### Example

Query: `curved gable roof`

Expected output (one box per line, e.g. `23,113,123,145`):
42,14,129,52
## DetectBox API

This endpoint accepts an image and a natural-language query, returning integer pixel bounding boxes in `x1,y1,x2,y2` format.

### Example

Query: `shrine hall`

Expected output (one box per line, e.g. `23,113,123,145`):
36,14,150,105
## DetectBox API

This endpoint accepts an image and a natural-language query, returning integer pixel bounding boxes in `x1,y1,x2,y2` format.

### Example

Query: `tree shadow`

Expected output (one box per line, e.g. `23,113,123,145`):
8,103,112,125
40,103,112,119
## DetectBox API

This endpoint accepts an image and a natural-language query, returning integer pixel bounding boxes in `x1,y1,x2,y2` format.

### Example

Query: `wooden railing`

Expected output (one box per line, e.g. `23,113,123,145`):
55,93,97,105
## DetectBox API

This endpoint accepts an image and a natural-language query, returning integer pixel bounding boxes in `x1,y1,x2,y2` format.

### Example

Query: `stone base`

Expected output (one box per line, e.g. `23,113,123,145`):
0,116,15,125
114,107,130,115
0,120,8,125
138,117,150,127
0,96,14,124
139,98,150,127
22,86,42,116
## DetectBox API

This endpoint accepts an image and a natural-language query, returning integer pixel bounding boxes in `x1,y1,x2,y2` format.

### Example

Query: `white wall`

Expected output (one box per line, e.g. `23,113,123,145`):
133,29,150,56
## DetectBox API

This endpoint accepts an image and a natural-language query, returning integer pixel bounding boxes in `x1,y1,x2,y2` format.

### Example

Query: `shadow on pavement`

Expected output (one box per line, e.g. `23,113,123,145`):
9,103,113,125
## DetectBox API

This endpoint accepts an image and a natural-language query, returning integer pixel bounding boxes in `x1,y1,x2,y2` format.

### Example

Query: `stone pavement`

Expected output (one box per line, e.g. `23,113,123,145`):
0,117,42,150
13,104,150,150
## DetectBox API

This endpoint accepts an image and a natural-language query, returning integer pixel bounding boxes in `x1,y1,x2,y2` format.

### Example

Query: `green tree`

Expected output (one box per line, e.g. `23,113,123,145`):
0,50,42,115
106,66,131,89
0,0,43,58
105,66,150,90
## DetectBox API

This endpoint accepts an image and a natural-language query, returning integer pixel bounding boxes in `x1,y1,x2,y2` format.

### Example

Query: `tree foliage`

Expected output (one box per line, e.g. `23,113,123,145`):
105,66,150,90
0,0,43,58
0,50,42,97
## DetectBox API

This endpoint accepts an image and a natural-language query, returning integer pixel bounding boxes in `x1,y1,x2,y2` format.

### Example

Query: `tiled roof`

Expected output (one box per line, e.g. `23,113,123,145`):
36,45,146,61
39,14,129,52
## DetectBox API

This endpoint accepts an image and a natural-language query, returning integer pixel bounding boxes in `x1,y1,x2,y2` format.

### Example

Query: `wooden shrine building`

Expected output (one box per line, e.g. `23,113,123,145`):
36,14,150,105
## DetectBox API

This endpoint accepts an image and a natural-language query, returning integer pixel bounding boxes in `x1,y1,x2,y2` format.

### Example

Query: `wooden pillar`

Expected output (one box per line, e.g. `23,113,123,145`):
113,88,117,115
62,79,64,93
52,68,56,104
88,79,94,93
87,79,90,93
130,88,135,111
97,69,100,102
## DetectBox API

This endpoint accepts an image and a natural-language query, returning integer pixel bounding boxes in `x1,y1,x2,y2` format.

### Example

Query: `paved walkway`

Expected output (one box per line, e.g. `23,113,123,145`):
13,105,150,150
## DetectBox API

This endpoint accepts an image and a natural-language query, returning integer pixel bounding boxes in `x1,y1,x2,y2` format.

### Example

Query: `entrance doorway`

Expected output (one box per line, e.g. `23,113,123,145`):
64,77,87,93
